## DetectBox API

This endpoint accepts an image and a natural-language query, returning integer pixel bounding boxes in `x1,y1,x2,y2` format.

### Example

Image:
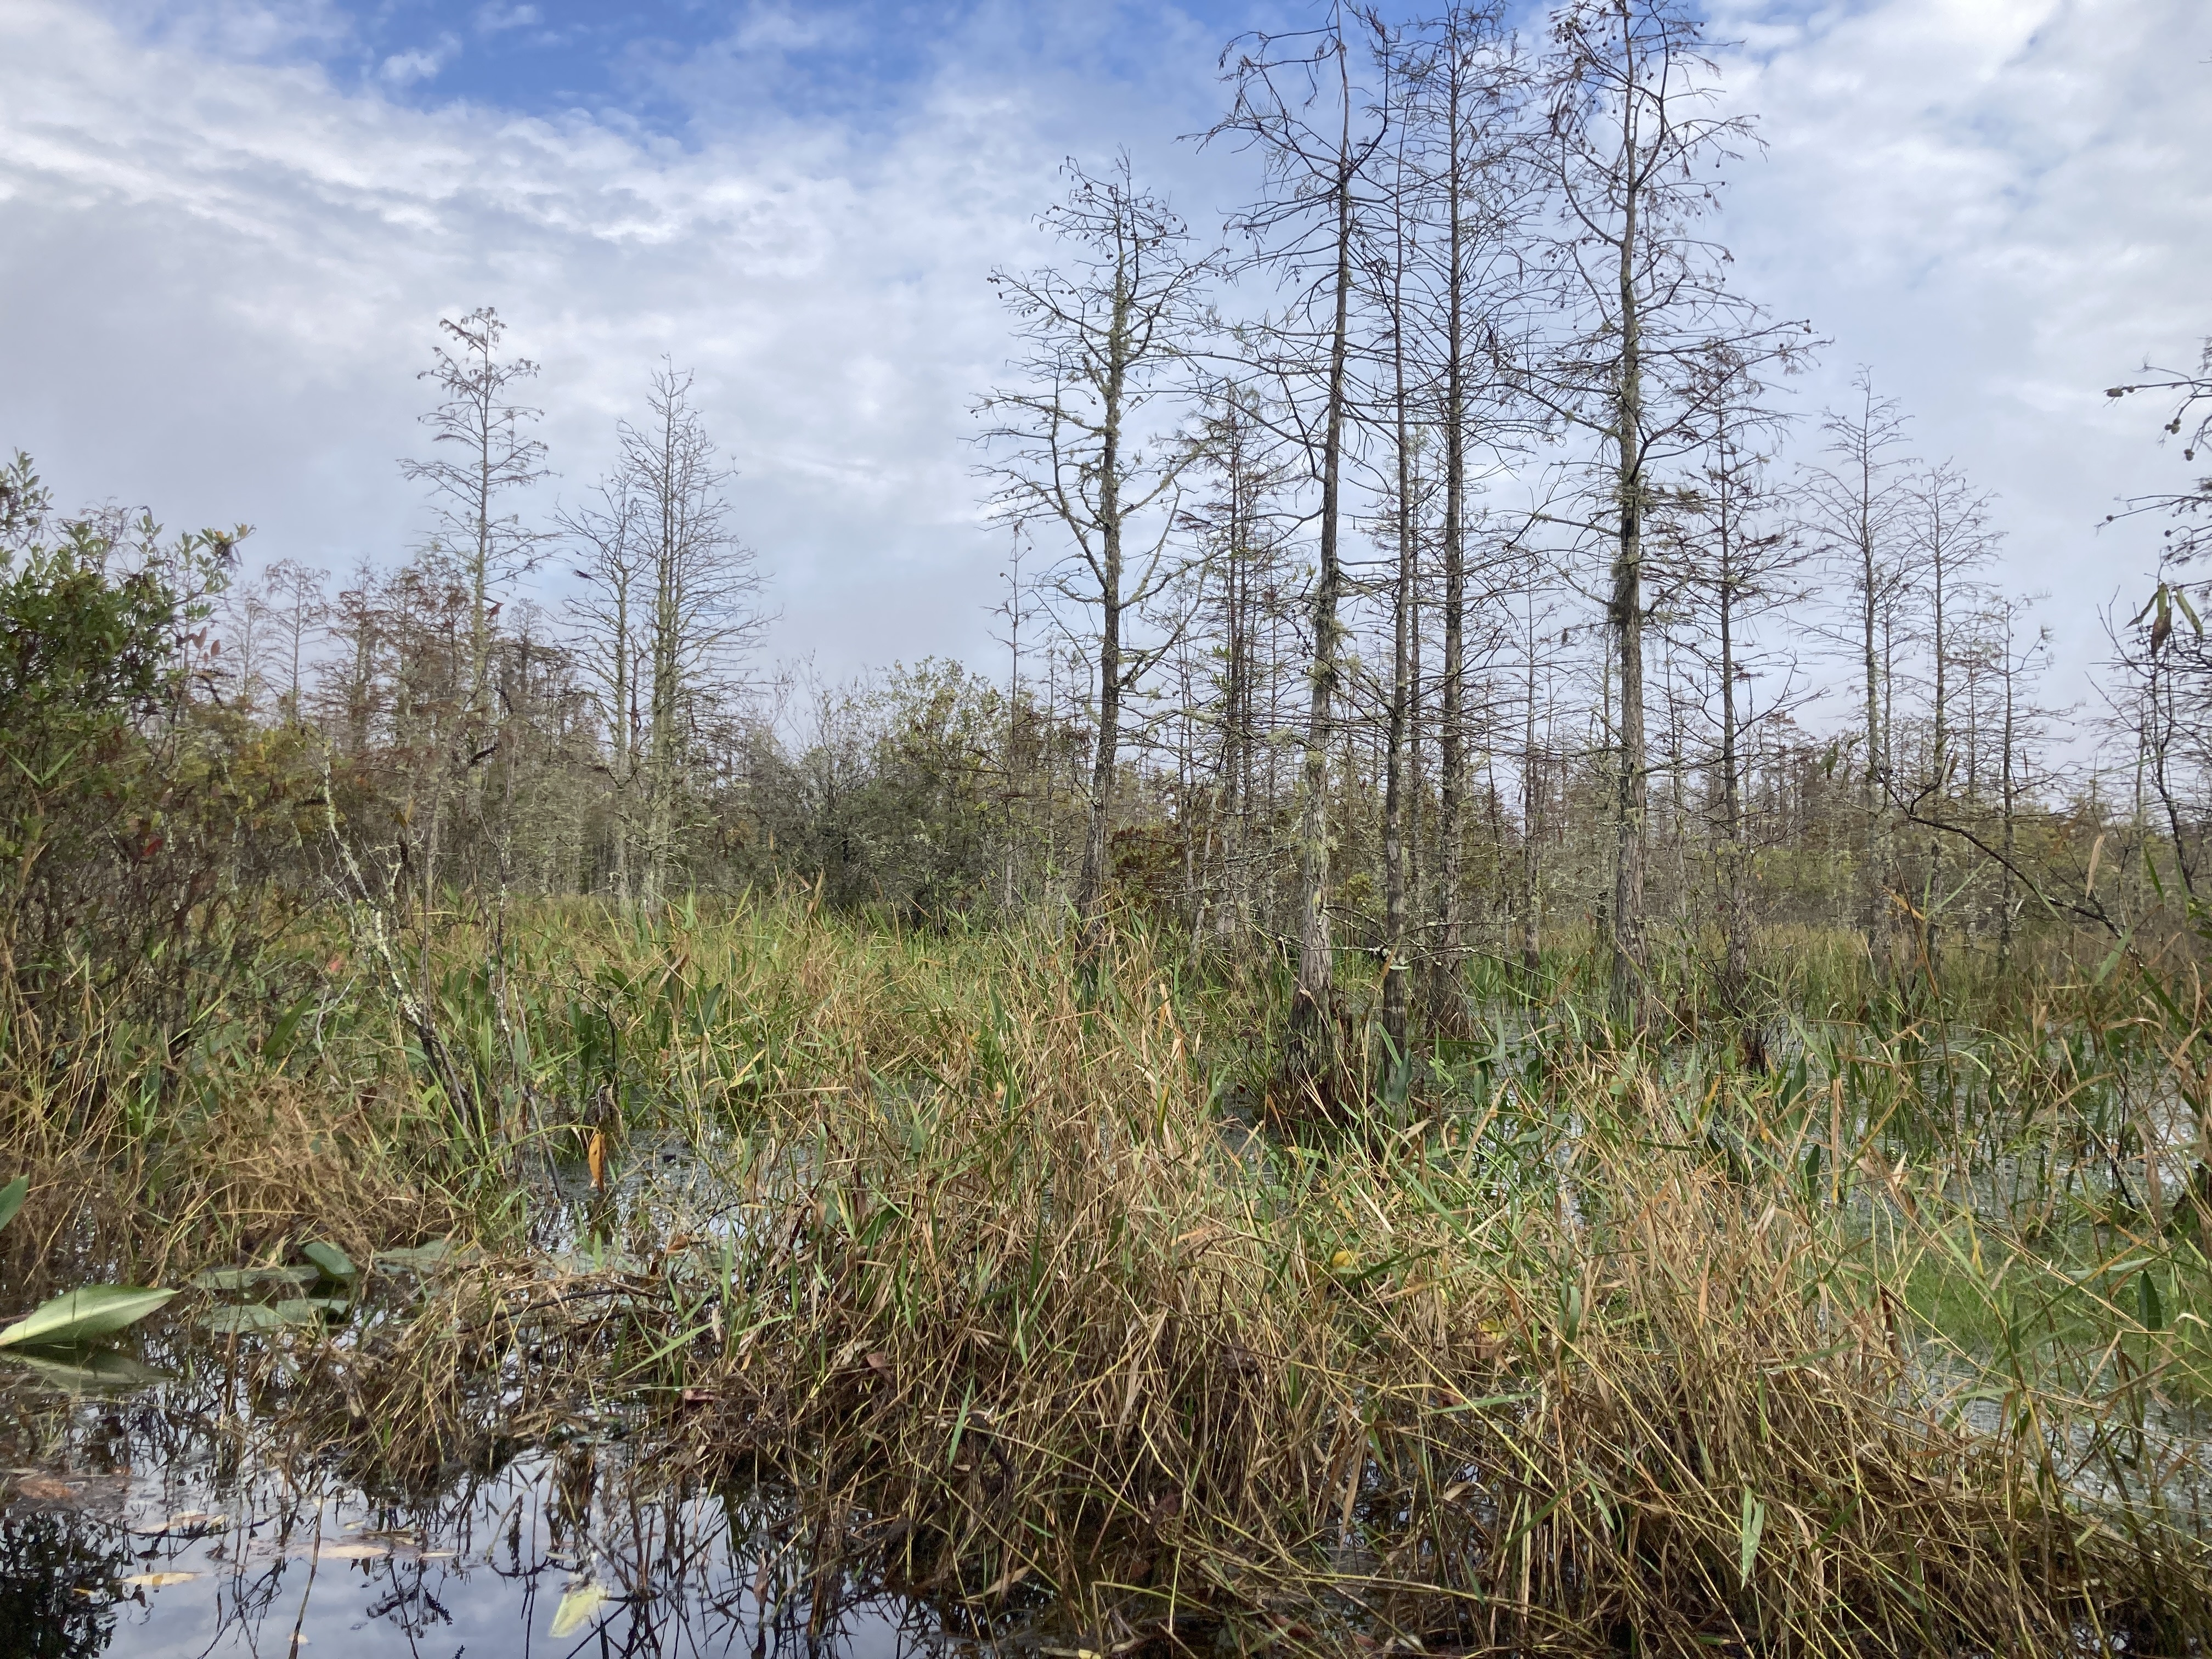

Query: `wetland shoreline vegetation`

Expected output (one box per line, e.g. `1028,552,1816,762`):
5,2,2212,1654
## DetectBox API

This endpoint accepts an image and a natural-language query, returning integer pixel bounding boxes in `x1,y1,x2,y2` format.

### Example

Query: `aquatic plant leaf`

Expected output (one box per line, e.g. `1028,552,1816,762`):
122,1572,198,1589
1739,1488,1767,1587
372,1239,453,1274
0,1286,175,1349
303,1242,357,1280
189,1268,259,1292
271,1297,349,1325
549,1581,611,1637
0,1176,25,1234
191,1265,318,1291
198,1305,290,1336
5,1350,164,1390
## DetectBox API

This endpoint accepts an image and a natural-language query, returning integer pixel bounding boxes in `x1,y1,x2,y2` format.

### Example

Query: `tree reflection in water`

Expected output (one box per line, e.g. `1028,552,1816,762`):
1,1375,925,1659
0,1509,131,1659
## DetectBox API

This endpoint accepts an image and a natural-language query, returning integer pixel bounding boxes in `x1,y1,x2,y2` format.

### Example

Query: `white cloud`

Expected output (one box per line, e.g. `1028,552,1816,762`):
1708,0,2212,715
475,4,539,35
93,0,356,63
0,0,1227,680
1,0,2204,730
378,42,452,86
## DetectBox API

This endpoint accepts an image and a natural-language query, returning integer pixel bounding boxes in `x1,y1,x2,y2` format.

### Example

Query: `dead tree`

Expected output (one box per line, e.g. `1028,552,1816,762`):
1523,0,1800,1023
1799,370,1916,967
1210,5,1387,1090
978,158,1216,983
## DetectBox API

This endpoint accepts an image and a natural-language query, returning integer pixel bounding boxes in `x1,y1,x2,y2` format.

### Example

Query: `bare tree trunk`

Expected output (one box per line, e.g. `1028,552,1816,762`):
1997,627,2018,973
1380,115,1417,1067
1863,538,1886,970
980,163,1209,990
1717,501,1748,1012
1407,532,1424,972
1926,525,1947,990
1380,487,1414,1060
1435,54,1470,1033
1223,465,1252,947
1606,112,1649,1027
1520,598,1542,979
1076,363,1125,983
1287,62,1359,1090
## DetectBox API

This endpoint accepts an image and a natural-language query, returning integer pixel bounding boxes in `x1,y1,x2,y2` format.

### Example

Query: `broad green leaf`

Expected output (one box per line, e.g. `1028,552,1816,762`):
303,1242,356,1280
190,1268,260,1292
198,1305,290,1336
372,1239,453,1274
271,1297,350,1325
0,1176,25,1234
1738,1487,1767,1587
260,991,316,1063
0,1286,175,1349
189,1265,318,1291
2140,1271,2165,1333
549,1581,610,1637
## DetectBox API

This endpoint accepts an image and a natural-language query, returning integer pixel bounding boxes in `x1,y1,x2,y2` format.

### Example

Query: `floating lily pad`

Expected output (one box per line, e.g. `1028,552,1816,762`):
0,1286,175,1350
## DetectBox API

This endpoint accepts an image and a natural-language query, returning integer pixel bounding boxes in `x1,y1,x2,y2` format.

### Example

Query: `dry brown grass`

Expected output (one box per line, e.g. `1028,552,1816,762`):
287,918,2210,1657
5,898,2207,1652
0,968,462,1291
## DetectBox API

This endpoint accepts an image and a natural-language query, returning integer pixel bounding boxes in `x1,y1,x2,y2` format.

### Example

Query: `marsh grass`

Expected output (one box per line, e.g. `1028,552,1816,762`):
6,895,2212,1653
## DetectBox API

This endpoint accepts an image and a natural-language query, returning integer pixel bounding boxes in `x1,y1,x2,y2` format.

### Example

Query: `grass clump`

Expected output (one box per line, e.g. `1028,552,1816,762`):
175,900,2201,1657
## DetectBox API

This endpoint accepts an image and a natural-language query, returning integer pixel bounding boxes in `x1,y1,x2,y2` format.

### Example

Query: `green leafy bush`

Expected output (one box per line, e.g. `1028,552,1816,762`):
0,453,312,1079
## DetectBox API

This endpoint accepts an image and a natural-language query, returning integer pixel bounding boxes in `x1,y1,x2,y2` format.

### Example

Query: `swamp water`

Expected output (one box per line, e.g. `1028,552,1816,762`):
0,1152,970,1659
0,1351,941,1659
10,1049,2212,1659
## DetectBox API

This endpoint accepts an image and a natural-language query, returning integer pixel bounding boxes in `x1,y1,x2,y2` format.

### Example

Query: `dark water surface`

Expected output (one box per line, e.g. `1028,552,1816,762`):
0,1356,932,1659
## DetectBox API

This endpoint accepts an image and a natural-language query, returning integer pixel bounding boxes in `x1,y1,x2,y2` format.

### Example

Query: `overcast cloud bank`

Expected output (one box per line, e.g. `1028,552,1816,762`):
1,0,2205,713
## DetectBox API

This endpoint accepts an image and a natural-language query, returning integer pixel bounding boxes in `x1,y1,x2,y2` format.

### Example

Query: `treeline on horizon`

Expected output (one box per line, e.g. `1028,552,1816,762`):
3,0,2209,1073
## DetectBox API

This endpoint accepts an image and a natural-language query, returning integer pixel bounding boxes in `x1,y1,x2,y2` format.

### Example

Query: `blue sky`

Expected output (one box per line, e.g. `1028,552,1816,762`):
5,0,2210,735
346,1,1261,123
102,1,1297,136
